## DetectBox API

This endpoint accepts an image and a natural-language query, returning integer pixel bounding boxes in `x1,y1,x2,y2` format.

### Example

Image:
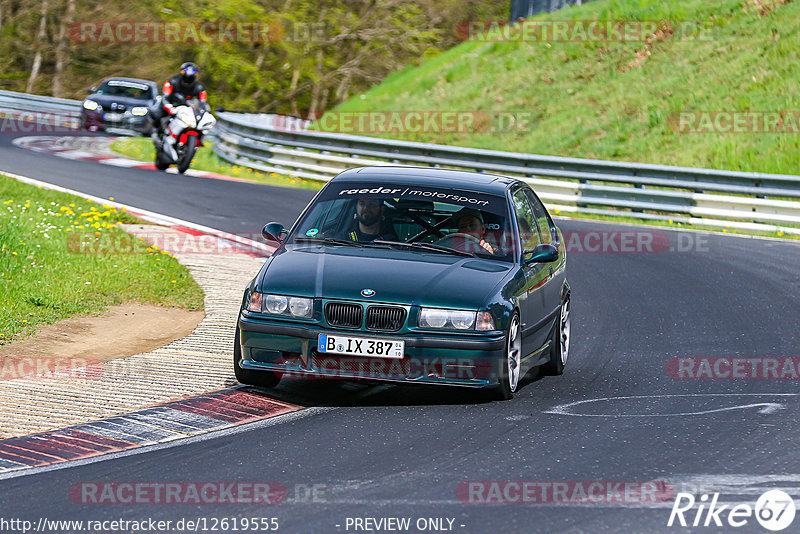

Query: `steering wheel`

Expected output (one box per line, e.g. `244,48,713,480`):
434,232,484,251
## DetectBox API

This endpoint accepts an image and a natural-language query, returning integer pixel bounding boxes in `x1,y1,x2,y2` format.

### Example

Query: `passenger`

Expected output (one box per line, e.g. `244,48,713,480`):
454,208,495,254
346,198,397,242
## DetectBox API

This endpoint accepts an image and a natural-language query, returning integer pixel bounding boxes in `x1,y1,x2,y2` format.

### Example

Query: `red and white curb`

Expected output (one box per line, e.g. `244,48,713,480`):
0,388,301,475
12,135,254,184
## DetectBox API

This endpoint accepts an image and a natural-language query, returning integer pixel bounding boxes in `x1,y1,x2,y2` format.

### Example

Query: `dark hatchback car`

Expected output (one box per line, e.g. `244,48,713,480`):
81,77,158,135
236,167,570,399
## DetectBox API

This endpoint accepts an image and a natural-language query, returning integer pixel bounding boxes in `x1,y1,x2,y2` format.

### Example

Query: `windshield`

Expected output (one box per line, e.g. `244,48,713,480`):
290,181,517,261
96,80,153,100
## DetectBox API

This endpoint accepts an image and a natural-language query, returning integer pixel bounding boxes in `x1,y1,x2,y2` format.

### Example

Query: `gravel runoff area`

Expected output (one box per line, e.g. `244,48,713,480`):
0,224,265,439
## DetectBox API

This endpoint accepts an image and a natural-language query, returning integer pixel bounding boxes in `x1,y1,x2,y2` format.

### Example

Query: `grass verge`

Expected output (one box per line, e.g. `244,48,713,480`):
0,173,204,344
328,0,800,175
110,137,322,190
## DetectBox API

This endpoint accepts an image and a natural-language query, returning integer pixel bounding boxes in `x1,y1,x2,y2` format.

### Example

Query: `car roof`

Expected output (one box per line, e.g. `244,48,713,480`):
332,166,519,195
101,77,157,87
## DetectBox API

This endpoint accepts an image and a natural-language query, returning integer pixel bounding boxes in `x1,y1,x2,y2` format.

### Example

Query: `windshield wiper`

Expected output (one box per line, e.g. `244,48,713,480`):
373,240,474,257
294,237,387,249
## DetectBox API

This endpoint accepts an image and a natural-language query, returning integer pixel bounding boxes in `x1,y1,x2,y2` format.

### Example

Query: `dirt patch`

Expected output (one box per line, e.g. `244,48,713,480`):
0,303,204,365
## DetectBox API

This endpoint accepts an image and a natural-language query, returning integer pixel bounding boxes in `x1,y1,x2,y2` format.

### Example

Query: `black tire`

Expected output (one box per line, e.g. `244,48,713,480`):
233,328,282,388
543,298,570,376
491,311,521,401
177,135,197,174
155,149,171,171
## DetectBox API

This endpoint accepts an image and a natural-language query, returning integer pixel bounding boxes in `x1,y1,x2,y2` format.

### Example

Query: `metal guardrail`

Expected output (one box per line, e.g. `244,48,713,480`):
212,112,800,235
0,89,81,129
2,89,799,234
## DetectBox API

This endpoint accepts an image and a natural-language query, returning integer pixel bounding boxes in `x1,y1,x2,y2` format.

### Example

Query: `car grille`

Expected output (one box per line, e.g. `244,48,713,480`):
365,306,406,332
324,302,362,328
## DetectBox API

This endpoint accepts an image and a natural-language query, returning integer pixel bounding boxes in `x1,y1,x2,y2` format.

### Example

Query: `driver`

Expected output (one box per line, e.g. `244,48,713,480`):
346,198,397,242
454,208,495,254
149,62,208,142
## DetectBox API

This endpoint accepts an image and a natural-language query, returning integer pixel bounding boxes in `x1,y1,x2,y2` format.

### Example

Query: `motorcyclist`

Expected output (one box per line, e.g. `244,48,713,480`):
149,62,207,144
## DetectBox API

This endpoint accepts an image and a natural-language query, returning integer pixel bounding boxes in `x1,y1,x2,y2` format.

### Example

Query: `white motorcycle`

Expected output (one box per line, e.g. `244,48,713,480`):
153,96,216,173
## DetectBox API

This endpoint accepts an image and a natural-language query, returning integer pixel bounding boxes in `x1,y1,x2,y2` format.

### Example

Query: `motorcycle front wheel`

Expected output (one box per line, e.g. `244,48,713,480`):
177,136,198,174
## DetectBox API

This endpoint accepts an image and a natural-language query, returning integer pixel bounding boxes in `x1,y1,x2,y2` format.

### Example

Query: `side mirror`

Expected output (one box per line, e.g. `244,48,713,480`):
524,243,558,264
262,222,287,243
87,86,97,94
215,106,226,113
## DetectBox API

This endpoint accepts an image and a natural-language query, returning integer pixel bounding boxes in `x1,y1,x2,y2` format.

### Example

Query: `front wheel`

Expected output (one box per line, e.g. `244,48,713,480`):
177,135,197,174
492,311,521,400
233,328,282,388
543,297,570,375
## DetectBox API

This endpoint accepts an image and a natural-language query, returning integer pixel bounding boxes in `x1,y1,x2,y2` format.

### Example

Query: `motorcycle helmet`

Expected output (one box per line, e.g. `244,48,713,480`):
179,62,199,85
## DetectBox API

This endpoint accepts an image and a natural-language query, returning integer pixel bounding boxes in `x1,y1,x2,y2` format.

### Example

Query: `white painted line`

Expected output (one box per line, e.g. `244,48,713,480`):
52,150,98,160
97,158,147,167
545,393,800,418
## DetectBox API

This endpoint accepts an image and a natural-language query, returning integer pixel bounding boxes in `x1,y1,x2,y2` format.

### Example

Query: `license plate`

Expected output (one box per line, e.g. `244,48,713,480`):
103,112,123,121
317,334,404,359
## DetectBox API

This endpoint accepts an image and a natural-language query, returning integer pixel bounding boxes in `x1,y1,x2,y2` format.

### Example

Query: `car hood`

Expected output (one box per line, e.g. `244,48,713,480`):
258,245,513,309
86,94,152,109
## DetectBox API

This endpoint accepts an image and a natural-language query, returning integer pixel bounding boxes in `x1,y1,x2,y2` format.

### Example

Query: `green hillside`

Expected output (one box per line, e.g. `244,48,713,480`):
326,0,800,175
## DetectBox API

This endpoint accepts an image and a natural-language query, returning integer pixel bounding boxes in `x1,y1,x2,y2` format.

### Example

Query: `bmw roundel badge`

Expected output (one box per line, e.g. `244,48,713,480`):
361,288,376,297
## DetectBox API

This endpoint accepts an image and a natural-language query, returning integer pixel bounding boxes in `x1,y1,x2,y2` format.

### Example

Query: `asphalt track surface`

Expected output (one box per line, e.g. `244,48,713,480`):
2,130,800,533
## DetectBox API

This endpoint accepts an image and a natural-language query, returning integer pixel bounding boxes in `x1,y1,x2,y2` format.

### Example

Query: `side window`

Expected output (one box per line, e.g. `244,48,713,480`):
511,189,542,251
525,189,555,245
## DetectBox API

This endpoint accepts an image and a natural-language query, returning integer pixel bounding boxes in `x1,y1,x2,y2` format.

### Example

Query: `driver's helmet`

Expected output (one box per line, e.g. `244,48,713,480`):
179,62,199,85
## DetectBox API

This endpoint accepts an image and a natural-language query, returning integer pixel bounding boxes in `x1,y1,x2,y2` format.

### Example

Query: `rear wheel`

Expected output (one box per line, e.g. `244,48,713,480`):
492,311,521,400
543,297,570,375
233,328,282,388
177,136,197,174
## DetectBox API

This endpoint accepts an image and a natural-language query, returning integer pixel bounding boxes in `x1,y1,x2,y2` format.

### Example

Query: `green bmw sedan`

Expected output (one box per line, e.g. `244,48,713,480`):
235,166,570,399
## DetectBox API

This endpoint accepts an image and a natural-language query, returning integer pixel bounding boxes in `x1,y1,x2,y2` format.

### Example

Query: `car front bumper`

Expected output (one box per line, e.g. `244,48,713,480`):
80,110,151,134
238,315,506,387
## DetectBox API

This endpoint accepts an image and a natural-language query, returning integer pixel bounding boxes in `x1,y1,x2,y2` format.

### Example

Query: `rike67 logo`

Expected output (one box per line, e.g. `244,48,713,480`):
668,490,796,531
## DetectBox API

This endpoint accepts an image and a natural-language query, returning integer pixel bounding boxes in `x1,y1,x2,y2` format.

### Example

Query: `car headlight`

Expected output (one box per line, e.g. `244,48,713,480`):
82,100,100,111
247,292,313,319
131,106,149,116
419,308,480,330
